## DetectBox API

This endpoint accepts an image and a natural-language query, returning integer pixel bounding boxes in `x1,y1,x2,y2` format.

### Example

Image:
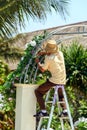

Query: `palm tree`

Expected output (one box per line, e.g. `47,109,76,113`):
0,0,70,39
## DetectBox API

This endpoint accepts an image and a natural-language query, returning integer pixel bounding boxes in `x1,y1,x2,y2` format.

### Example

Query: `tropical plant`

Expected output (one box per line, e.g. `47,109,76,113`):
61,41,87,122
0,0,70,38
62,41,87,94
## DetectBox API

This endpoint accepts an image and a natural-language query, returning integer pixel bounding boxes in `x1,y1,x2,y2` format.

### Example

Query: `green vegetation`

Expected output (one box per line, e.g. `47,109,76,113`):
62,41,87,93
0,59,9,85
0,34,87,129
0,0,69,38
0,42,24,60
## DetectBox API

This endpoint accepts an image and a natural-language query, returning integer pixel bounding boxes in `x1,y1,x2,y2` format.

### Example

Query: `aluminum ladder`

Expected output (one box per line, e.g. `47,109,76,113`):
37,85,75,130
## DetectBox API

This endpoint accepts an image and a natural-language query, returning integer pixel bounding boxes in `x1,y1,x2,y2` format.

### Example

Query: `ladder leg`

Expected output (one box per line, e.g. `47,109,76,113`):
60,119,65,130
37,89,51,130
47,105,55,130
62,86,74,130
47,86,58,130
37,89,52,130
37,117,43,130
45,89,51,103
57,91,65,130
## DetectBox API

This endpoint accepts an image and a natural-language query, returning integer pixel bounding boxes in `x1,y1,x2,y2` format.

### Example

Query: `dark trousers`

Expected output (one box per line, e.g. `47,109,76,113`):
35,79,64,110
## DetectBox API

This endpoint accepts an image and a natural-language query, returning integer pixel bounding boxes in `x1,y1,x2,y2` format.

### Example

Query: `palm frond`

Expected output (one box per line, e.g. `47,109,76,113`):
0,0,70,39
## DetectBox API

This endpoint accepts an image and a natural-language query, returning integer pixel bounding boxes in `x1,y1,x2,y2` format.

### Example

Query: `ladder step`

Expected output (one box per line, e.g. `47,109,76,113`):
40,115,69,119
40,116,49,119
45,101,65,104
59,116,69,119
58,101,65,104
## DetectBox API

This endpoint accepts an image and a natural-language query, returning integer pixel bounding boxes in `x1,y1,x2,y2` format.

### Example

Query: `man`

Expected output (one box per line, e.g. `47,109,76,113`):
34,40,67,117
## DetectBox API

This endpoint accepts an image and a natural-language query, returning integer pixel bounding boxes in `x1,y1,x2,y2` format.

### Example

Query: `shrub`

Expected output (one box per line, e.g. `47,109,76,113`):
0,60,9,85
62,41,87,93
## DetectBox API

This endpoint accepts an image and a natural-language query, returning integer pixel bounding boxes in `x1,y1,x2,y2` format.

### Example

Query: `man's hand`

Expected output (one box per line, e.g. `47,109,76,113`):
35,58,45,72
37,51,46,56
35,58,39,63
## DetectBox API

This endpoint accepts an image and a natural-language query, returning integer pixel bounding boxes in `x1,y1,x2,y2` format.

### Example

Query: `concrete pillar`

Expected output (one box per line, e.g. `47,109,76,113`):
14,84,38,130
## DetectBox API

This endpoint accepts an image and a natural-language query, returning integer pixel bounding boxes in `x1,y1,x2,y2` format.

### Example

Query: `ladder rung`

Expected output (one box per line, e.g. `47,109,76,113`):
59,116,69,119
40,116,49,119
45,101,53,103
58,101,65,104
45,101,65,104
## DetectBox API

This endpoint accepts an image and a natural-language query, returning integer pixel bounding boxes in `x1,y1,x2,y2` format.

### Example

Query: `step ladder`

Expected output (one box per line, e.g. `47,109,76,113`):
37,85,75,130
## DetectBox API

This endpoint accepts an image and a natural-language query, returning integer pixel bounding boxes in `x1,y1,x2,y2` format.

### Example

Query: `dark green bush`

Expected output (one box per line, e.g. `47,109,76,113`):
62,41,87,93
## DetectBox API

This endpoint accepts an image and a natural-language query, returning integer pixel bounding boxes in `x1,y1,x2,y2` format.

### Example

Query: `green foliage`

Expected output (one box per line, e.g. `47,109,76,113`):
62,41,87,93
77,122,87,130
0,0,69,38
0,33,47,129
66,86,87,122
3,33,47,89
0,42,24,59
0,83,15,129
0,59,9,85
0,37,87,129
78,100,87,117
74,117,87,130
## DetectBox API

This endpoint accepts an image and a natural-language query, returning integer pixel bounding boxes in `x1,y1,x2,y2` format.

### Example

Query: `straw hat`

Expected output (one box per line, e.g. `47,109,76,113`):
44,40,58,53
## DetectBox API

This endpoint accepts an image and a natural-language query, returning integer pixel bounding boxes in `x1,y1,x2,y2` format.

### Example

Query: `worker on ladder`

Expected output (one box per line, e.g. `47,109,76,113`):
34,39,67,117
